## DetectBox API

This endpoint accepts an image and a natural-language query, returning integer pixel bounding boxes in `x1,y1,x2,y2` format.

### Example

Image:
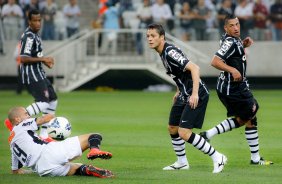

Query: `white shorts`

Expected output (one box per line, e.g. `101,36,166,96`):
34,136,82,177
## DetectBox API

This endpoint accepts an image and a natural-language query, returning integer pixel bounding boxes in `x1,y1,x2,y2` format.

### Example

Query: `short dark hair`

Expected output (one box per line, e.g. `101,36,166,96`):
147,23,165,37
28,9,40,20
224,14,237,25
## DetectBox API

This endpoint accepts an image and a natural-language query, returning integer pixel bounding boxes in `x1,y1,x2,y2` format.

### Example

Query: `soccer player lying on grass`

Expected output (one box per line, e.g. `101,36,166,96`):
8,106,114,178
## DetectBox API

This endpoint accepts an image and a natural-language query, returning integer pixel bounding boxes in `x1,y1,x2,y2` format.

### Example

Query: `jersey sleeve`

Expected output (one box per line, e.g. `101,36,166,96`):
166,47,190,71
215,38,236,61
20,33,35,57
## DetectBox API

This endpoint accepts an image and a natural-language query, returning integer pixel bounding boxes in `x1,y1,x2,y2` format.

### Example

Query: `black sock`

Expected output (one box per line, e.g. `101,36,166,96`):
88,134,102,149
74,165,88,176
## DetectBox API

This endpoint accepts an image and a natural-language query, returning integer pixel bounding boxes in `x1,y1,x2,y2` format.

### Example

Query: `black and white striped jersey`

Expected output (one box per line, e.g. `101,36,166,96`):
160,42,209,101
19,27,46,84
215,34,249,95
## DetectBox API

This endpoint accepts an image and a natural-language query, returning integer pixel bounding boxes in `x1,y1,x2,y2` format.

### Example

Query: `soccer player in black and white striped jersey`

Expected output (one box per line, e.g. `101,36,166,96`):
16,9,57,141
200,14,273,166
147,23,227,173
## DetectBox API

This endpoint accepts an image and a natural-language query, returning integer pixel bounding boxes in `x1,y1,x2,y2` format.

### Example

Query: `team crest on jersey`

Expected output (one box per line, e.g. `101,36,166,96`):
37,52,43,57
168,49,186,65
218,39,232,56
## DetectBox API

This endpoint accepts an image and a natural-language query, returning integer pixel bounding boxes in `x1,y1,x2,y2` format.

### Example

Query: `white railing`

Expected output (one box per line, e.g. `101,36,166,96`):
45,29,210,91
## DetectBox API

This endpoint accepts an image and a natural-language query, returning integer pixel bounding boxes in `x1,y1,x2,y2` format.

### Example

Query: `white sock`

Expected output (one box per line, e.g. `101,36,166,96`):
206,118,237,139
172,137,188,164
42,100,58,115
26,102,49,116
189,133,219,162
245,127,260,162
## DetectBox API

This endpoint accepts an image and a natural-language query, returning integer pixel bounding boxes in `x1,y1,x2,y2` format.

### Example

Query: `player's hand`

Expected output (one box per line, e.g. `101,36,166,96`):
189,93,199,109
12,169,33,174
43,57,54,68
231,68,242,82
242,37,253,48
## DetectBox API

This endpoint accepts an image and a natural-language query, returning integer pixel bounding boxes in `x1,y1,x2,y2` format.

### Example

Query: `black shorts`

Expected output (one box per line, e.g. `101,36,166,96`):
169,94,209,129
26,78,57,102
217,90,259,120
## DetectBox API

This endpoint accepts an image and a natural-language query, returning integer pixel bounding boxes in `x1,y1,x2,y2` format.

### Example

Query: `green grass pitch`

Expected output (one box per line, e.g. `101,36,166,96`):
0,90,281,184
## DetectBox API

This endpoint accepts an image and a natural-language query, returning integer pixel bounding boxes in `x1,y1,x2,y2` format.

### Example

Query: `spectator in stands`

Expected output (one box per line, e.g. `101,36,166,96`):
217,0,234,37
253,0,269,41
100,2,119,55
0,0,4,9
0,0,6,54
181,0,198,8
269,0,282,41
204,0,217,40
95,0,109,48
117,0,133,28
177,2,195,41
41,0,57,40
165,0,176,15
23,0,39,28
0,0,6,8
19,0,30,9
63,0,81,38
151,0,173,33
98,0,108,16
234,0,254,39
137,0,152,28
117,0,133,16
54,10,67,40
262,0,276,11
1,0,24,40
136,0,152,54
38,0,46,10
192,0,211,40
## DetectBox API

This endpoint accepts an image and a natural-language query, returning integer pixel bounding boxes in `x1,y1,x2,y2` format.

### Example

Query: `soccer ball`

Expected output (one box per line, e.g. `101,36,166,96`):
47,117,71,140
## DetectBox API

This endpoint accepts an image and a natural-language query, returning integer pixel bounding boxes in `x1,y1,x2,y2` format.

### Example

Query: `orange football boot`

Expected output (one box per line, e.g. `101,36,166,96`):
87,148,112,160
85,165,114,178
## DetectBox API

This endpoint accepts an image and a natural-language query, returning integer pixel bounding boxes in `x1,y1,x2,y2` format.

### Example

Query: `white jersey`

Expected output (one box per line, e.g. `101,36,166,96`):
9,118,47,170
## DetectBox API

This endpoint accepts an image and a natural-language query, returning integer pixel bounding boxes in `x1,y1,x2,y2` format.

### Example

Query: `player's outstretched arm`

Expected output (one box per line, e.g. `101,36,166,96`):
20,56,54,68
36,114,55,126
12,168,33,174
